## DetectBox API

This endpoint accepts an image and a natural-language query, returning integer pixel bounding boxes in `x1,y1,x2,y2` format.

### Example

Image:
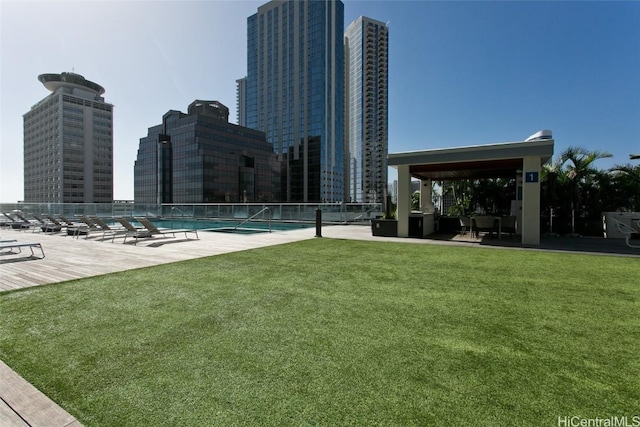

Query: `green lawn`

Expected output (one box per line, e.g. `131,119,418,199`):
1,239,638,426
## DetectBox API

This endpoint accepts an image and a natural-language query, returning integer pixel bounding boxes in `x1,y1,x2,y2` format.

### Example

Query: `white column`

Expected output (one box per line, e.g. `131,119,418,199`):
420,179,434,213
420,179,436,235
521,156,541,245
397,165,411,237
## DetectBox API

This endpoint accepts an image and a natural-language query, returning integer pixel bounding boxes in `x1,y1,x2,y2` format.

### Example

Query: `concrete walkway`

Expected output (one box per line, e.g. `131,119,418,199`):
1,224,637,426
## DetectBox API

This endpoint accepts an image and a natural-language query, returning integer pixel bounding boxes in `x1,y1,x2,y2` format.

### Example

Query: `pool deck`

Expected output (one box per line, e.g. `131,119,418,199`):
1,224,638,426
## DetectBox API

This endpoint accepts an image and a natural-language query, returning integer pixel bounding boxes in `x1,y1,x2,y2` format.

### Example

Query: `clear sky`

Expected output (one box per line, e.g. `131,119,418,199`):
1,0,638,203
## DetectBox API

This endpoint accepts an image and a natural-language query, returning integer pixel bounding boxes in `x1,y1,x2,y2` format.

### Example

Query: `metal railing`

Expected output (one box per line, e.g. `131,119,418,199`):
234,207,271,232
0,202,382,224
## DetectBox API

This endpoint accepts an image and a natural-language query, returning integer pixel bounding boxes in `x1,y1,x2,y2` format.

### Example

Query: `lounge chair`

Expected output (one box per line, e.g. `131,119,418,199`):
0,241,45,259
136,217,199,241
52,214,91,236
17,213,48,233
88,216,128,240
113,217,152,244
32,214,63,233
1,212,17,227
7,212,40,232
0,239,18,253
73,216,108,239
42,214,77,235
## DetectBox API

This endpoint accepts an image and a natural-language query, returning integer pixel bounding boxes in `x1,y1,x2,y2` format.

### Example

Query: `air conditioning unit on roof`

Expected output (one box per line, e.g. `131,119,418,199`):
525,130,552,142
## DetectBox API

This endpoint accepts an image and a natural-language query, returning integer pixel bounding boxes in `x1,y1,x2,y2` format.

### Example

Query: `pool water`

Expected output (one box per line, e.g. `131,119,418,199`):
152,219,313,233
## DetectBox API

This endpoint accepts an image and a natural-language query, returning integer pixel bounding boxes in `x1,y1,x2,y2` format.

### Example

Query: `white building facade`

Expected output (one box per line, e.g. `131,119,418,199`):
23,72,113,203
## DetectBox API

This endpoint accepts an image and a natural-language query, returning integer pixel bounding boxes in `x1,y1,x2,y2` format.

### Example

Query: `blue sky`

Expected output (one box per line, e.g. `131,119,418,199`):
1,0,638,202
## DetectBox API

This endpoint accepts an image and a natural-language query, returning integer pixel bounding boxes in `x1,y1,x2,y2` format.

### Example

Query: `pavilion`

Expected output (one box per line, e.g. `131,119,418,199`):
388,137,554,246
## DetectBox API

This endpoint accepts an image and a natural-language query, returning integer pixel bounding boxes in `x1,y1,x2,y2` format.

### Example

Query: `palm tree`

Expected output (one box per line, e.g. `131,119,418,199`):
551,146,612,234
609,163,640,212
541,157,569,234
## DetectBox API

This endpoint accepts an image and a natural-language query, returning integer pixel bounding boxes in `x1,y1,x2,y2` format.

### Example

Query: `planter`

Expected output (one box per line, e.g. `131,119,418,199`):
371,219,397,237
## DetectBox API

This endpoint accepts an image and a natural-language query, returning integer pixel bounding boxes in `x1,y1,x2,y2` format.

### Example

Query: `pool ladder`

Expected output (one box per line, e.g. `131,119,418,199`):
235,207,271,232
169,206,189,229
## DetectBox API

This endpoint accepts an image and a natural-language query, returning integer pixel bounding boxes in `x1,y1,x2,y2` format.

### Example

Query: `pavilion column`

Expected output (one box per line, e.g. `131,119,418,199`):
397,165,411,237
420,179,434,213
521,156,542,245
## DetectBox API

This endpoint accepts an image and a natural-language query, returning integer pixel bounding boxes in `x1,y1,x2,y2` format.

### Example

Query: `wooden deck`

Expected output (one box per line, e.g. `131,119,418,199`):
0,225,319,291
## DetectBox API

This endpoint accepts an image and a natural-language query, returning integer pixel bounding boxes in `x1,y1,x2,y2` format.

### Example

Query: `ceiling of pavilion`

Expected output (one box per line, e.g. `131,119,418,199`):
409,158,524,181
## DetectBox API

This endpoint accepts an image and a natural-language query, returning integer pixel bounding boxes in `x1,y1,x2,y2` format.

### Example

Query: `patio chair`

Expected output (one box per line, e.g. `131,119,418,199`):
0,239,18,250
459,216,471,236
73,216,106,239
44,214,88,236
611,218,640,248
501,216,517,238
8,212,40,232
58,215,84,227
113,217,152,244
17,213,47,233
473,216,498,238
136,217,199,241
1,212,19,227
87,216,128,241
30,214,63,233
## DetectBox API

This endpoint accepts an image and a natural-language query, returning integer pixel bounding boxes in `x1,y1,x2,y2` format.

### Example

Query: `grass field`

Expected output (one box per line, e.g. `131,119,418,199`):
1,239,638,426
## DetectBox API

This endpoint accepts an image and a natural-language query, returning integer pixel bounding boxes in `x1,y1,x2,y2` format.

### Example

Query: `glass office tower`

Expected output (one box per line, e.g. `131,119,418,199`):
345,16,389,203
246,0,345,202
134,100,280,204
23,72,113,203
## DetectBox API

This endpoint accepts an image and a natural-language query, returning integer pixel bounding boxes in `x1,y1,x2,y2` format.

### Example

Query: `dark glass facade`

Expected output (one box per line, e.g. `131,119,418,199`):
134,100,280,204
246,0,345,202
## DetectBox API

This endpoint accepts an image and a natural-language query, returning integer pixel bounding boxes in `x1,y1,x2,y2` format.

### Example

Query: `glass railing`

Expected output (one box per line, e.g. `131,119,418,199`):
0,202,383,224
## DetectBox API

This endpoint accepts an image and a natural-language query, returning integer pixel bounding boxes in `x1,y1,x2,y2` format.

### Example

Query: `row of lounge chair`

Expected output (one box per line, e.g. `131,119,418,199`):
2,212,199,245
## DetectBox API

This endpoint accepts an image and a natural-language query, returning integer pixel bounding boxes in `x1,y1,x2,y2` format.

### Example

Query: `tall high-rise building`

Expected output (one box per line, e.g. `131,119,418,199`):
23,72,113,203
236,77,247,127
246,0,345,202
345,16,389,203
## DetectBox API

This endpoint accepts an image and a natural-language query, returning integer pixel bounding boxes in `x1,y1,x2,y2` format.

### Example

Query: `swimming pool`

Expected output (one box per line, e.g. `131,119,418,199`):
151,218,314,234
